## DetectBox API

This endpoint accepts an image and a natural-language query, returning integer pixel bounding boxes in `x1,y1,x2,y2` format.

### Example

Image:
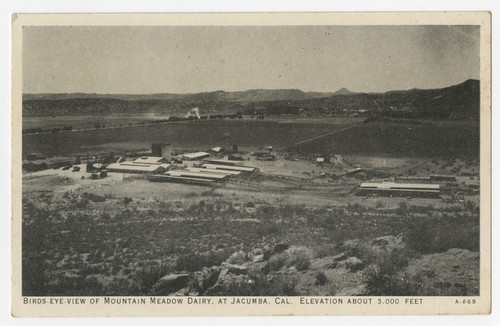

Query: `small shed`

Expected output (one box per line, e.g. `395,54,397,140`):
182,152,210,161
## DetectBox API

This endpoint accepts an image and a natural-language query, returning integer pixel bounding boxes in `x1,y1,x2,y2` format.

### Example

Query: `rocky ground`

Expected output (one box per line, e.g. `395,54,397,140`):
22,168,480,297
148,235,479,296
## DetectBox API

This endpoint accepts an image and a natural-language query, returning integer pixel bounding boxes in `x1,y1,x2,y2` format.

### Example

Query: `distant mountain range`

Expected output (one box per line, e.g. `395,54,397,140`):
23,88,344,102
23,80,479,120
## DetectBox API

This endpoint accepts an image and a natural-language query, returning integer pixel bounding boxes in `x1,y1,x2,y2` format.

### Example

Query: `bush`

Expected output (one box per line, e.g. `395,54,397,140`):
315,271,327,285
175,250,231,272
404,215,479,254
395,201,408,216
184,192,199,198
286,249,311,271
314,244,337,258
255,220,281,237
268,253,288,271
201,189,223,197
123,197,133,205
135,262,171,295
363,250,415,296
75,197,90,209
341,240,377,266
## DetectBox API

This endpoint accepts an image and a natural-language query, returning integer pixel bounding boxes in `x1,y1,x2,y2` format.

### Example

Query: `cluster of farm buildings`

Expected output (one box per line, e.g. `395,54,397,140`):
102,143,258,186
24,141,476,199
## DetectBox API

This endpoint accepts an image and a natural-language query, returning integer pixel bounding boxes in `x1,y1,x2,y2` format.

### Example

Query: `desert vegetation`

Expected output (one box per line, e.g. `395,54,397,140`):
22,189,480,296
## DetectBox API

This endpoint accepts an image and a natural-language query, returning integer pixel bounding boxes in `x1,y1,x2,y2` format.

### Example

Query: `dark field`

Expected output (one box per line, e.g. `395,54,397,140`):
22,120,341,158
22,118,479,159
291,121,480,159
23,114,171,131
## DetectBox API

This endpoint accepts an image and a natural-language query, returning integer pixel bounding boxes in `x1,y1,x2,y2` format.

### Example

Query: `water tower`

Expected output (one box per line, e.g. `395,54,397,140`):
152,143,171,162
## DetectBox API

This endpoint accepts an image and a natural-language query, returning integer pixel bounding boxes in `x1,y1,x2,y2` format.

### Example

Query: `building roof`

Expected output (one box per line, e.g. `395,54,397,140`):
167,170,228,180
133,156,165,164
210,147,223,152
148,174,216,184
202,164,257,173
430,174,457,179
186,167,241,175
182,152,210,159
107,162,167,173
359,182,440,190
204,159,244,166
316,158,325,163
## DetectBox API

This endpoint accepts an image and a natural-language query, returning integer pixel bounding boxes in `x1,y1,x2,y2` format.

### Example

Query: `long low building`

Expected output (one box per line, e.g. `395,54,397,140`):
201,163,258,174
166,170,229,180
182,152,210,161
186,167,241,176
395,175,457,184
357,182,440,198
107,159,171,174
203,159,244,166
148,174,216,186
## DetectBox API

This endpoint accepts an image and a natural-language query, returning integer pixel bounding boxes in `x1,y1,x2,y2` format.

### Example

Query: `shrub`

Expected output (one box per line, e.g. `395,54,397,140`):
75,197,89,209
395,201,409,216
363,250,415,296
123,197,133,205
268,253,288,271
136,262,171,295
315,271,327,286
314,244,337,258
404,215,479,254
81,192,106,203
201,189,223,197
226,251,249,265
175,250,231,272
255,220,281,237
341,240,377,266
363,265,416,296
286,249,311,271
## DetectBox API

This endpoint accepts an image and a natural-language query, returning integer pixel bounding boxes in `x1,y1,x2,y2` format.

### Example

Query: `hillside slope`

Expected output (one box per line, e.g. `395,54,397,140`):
23,80,479,119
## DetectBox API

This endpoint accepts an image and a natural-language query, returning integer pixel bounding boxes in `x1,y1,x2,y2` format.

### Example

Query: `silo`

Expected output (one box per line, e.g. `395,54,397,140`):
161,144,172,162
152,143,163,157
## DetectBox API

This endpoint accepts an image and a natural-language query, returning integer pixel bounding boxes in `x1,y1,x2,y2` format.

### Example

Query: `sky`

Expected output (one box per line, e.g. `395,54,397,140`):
22,25,480,94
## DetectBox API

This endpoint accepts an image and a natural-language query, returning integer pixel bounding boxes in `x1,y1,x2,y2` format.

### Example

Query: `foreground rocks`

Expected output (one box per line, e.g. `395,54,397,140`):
150,273,190,296
149,235,479,296
399,248,479,296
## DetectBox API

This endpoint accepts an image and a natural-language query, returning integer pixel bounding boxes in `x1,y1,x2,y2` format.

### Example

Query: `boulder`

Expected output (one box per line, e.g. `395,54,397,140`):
193,266,221,293
204,271,252,296
225,250,249,265
332,252,347,262
342,257,364,271
399,248,479,296
252,253,265,263
220,263,248,276
272,243,290,255
370,234,404,254
310,256,338,270
150,273,190,296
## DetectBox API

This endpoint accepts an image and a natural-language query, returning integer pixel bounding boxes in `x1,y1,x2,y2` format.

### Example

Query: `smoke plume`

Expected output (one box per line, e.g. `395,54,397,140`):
186,107,201,119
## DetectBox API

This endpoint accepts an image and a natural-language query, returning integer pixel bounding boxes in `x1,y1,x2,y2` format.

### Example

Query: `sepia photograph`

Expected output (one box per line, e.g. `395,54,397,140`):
11,12,491,316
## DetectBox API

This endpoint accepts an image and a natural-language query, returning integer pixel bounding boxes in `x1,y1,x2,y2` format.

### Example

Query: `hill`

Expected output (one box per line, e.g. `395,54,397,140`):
332,87,353,96
23,80,479,119
244,79,480,120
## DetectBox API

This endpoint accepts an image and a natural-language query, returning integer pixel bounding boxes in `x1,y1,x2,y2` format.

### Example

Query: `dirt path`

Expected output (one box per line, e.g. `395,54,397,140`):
276,122,362,151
